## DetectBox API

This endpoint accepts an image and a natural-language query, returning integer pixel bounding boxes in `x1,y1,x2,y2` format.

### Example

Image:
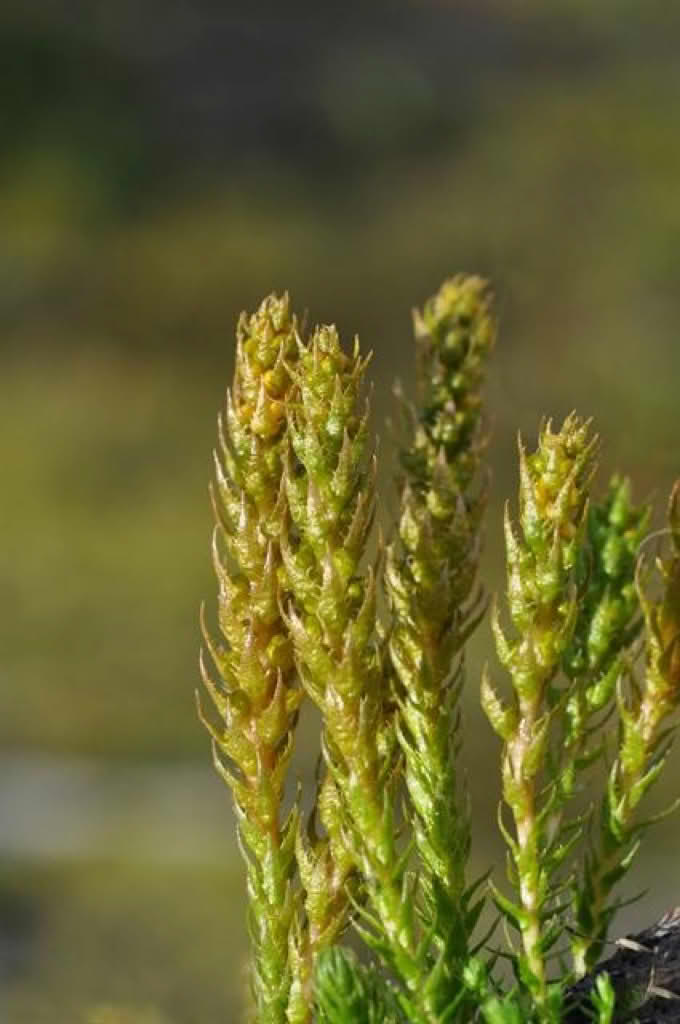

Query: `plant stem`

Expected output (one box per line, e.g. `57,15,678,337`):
483,415,598,1018
386,276,496,1019
280,325,429,1016
199,295,304,1023
572,482,680,976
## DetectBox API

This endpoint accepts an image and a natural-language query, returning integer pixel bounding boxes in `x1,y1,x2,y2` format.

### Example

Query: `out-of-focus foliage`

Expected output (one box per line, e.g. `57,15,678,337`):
0,860,244,1024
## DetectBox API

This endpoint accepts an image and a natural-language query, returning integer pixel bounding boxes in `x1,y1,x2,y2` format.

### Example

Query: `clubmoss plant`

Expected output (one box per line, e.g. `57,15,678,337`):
280,324,434,1015
201,280,680,1024
557,475,651,853
199,295,303,1023
385,276,495,1020
280,325,386,1022
482,415,601,1019
571,482,680,976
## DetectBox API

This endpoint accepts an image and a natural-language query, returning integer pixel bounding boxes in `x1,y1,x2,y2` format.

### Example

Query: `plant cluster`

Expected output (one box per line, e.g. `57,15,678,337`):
199,278,680,1023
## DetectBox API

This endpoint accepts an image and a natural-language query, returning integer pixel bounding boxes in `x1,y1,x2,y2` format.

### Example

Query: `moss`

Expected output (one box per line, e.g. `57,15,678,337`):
202,281,680,1024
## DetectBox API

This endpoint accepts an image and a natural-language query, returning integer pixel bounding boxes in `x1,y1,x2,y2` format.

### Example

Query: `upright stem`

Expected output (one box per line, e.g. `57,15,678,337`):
572,482,680,975
199,295,304,1022
386,276,496,1020
483,416,598,1018
281,325,430,1018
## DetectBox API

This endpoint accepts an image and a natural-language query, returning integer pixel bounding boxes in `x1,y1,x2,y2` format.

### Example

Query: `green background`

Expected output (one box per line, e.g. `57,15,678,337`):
2,2,679,1020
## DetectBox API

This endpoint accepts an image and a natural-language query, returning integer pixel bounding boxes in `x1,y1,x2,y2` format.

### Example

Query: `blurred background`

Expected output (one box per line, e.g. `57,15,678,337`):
2,1,680,1020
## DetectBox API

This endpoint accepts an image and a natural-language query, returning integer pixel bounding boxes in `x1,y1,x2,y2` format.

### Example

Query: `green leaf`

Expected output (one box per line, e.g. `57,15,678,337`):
314,948,404,1024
